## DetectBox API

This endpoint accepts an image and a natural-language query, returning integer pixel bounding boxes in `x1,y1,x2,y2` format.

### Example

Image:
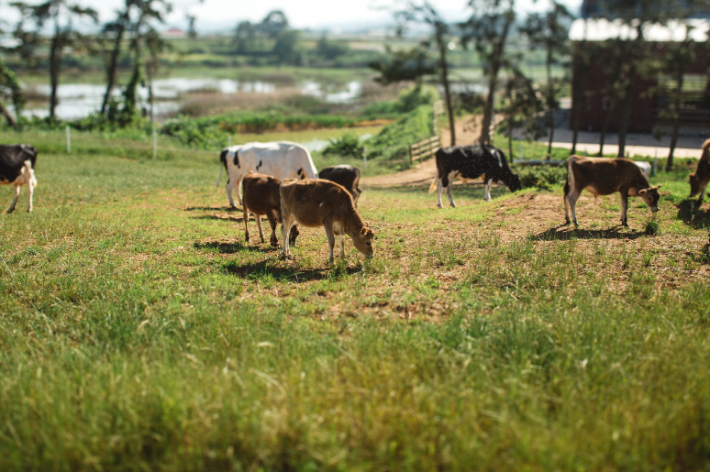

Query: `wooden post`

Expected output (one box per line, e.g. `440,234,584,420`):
409,144,414,165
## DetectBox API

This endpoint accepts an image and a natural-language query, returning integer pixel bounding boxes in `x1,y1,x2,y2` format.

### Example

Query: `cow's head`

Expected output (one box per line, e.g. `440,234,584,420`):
503,171,523,193
639,185,662,212
351,224,375,259
689,172,703,198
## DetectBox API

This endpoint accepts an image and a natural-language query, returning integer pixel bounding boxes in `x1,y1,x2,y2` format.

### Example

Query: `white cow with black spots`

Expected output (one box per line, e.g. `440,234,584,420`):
0,144,38,213
216,141,318,208
429,144,522,207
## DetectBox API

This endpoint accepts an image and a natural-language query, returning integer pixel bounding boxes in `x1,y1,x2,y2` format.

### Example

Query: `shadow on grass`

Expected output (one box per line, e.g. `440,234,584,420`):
532,224,646,241
224,260,362,282
194,240,276,254
675,198,710,229
191,214,245,223
185,206,241,212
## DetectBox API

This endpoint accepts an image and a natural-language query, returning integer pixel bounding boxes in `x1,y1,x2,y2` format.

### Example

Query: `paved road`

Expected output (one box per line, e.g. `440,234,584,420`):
531,128,707,159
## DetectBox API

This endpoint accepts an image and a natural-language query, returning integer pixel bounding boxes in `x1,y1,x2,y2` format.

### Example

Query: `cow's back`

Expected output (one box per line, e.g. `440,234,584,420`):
240,141,317,180
436,145,490,180
280,179,352,227
570,156,648,195
319,165,360,193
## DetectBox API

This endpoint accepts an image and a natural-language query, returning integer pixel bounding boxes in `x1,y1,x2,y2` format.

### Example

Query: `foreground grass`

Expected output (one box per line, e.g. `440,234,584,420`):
1,143,710,471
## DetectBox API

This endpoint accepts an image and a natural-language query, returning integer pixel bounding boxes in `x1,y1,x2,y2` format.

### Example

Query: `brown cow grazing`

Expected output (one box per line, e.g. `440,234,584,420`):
689,139,710,210
318,165,362,206
564,155,662,227
279,179,374,262
242,173,299,247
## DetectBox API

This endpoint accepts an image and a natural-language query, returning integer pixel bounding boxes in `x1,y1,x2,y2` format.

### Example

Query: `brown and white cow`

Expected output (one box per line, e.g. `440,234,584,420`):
0,144,37,213
242,172,299,247
564,155,662,227
279,179,374,262
689,138,710,210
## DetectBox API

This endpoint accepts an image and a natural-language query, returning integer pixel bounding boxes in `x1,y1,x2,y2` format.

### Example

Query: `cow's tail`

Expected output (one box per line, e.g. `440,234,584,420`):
565,155,576,197
428,177,438,193
216,149,229,187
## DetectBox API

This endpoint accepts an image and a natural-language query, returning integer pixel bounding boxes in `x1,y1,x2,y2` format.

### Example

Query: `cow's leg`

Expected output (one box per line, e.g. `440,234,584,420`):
323,223,336,263
563,180,570,225
620,191,629,227
695,180,709,211
243,203,250,242
255,214,265,243
436,178,444,208
26,179,33,212
266,213,279,247
226,178,237,209
25,162,35,212
281,214,294,257
7,185,20,214
288,224,299,246
446,171,457,207
484,178,493,202
567,188,580,227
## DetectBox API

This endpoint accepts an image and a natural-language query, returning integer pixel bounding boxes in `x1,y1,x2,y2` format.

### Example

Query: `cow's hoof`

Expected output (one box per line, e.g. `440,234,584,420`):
450,203,456,208
270,241,278,248
245,236,250,242
436,204,443,209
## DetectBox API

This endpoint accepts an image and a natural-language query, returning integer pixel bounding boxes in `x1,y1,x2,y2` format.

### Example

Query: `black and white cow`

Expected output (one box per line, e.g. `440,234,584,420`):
429,144,522,207
318,165,362,206
0,144,37,213
216,141,318,208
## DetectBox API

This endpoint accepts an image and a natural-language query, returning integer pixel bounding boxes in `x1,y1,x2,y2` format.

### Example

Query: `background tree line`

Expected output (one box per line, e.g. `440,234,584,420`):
371,0,710,166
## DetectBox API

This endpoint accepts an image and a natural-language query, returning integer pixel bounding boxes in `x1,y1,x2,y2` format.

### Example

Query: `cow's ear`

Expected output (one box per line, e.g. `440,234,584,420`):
639,189,647,195
656,184,663,189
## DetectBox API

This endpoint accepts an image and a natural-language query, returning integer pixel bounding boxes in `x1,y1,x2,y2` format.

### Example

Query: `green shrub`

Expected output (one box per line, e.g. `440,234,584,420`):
517,165,567,190
322,133,363,158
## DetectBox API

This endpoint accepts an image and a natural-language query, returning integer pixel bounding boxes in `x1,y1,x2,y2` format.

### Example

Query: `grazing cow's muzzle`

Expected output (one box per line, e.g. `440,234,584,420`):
651,207,659,213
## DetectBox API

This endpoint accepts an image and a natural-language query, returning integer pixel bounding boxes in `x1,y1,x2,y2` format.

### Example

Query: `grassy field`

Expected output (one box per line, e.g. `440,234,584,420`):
1,129,710,471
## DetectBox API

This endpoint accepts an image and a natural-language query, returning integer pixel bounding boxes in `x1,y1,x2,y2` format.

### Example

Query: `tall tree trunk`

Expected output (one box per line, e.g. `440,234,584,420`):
48,23,62,120
598,101,614,157
437,34,455,146
479,17,512,146
667,70,684,171
617,75,635,157
480,61,500,145
545,49,554,159
0,100,18,129
101,21,127,115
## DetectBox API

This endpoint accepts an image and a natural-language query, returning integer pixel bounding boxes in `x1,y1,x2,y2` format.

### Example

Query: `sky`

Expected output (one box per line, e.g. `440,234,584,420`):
2,0,585,33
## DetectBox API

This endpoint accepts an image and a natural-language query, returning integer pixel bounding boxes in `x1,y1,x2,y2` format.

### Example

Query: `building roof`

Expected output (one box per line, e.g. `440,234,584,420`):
569,18,709,42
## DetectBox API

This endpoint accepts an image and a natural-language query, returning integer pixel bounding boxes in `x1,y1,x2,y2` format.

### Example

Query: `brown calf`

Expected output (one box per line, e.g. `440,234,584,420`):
564,156,662,227
242,173,299,247
689,139,710,210
279,179,374,262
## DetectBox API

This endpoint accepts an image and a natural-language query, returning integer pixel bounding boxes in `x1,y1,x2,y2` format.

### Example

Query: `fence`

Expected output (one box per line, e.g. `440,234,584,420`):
408,136,440,164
